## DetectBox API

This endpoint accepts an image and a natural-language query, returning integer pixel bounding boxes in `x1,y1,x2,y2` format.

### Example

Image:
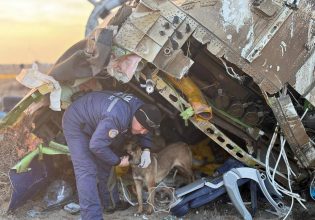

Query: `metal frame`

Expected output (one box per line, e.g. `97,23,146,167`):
154,74,287,181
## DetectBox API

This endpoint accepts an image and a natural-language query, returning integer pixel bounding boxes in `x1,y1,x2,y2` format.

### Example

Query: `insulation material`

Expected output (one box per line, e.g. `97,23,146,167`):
16,64,61,111
190,138,222,176
166,76,212,120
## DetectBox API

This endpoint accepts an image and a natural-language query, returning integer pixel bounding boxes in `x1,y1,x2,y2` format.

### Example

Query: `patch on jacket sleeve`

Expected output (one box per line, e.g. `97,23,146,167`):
108,129,119,138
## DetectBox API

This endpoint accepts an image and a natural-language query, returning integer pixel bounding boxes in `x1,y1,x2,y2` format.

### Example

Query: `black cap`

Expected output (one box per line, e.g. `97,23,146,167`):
135,104,162,134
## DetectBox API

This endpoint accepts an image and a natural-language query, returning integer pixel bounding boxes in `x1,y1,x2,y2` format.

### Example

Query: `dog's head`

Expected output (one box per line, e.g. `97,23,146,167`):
124,139,142,165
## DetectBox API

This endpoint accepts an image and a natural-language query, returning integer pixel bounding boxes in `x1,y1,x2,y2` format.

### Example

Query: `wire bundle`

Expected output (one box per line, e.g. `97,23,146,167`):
265,125,307,219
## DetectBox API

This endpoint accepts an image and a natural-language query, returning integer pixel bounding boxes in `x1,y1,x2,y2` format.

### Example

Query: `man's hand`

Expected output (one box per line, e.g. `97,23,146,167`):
139,149,151,168
118,156,129,167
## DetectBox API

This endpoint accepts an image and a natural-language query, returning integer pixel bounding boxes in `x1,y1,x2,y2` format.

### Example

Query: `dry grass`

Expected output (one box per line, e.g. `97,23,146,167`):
0,113,43,205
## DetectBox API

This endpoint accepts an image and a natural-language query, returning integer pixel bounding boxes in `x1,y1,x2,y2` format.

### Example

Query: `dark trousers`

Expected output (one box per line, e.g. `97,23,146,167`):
63,114,119,220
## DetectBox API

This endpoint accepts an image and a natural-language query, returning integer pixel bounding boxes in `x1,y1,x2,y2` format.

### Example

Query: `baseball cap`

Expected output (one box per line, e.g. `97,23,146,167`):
134,104,162,134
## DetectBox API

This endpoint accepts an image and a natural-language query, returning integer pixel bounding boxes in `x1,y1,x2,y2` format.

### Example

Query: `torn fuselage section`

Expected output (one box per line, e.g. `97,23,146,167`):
109,0,315,179
269,94,315,168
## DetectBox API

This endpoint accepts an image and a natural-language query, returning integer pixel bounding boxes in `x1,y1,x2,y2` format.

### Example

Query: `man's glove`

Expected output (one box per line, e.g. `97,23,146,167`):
139,149,151,168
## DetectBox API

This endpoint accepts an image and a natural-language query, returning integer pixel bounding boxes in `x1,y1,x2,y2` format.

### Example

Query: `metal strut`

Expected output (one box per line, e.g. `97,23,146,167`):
223,167,288,220
154,75,287,181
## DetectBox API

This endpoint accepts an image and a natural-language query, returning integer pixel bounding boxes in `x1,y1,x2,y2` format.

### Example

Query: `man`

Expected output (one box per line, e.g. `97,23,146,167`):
62,91,162,220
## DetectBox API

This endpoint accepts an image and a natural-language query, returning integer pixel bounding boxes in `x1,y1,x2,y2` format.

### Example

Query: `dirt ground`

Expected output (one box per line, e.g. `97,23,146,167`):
0,195,294,220
0,78,314,220
3,190,314,220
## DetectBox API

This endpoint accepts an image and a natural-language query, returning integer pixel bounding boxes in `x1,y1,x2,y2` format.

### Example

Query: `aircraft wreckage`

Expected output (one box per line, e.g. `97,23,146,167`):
1,0,315,218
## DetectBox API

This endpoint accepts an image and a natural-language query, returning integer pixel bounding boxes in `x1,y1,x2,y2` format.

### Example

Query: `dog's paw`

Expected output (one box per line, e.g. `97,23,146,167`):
133,212,141,217
135,207,143,216
145,208,153,215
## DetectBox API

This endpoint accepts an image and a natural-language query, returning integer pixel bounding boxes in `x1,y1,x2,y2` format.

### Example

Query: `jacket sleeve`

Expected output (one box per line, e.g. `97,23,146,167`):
139,133,153,150
89,118,120,166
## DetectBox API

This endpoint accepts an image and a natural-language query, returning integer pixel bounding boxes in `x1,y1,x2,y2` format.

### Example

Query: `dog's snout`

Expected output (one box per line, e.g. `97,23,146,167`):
127,154,133,161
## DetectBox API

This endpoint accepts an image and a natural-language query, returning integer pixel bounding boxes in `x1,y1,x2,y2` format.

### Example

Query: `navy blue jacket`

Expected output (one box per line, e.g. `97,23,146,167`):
64,91,152,166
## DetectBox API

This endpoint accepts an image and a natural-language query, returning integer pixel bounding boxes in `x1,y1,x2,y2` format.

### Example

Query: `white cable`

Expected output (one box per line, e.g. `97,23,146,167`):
265,125,280,192
271,130,284,193
118,177,137,206
146,182,176,213
280,135,295,220
219,57,243,82
265,126,307,219
186,40,192,57
267,135,304,200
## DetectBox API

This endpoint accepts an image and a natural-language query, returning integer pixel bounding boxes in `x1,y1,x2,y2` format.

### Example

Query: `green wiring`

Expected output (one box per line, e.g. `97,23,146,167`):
180,107,195,126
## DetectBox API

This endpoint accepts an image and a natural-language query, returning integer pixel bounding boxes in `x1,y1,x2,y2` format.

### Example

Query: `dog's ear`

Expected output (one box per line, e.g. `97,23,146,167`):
124,139,137,153
127,137,139,149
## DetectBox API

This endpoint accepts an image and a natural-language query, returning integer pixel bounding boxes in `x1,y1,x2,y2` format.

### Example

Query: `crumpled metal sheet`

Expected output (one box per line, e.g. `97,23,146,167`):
115,0,314,96
114,0,194,79
114,20,146,51
181,0,287,59
248,1,314,94
48,28,113,82
182,0,315,95
153,48,194,78
134,36,162,62
129,11,161,33
292,44,315,106
268,95,315,168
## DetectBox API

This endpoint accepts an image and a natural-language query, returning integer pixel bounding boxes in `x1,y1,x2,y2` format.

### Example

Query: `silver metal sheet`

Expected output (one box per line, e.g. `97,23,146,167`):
158,1,187,28
245,7,292,62
269,95,315,168
147,17,175,46
248,0,315,94
293,50,315,106
134,36,162,62
129,11,161,33
254,0,281,17
142,0,187,28
148,35,193,79
163,50,194,78
193,25,226,56
114,20,145,51
170,16,198,49
152,41,178,69
192,25,212,44
119,0,315,96
182,0,288,59
140,0,161,11
181,0,218,11
182,0,315,94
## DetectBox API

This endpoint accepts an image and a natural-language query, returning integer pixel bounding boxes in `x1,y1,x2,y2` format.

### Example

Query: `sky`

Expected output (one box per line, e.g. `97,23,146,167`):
0,0,93,64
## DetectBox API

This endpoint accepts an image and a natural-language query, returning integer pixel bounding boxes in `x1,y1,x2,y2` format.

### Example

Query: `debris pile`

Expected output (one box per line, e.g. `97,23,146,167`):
0,114,42,203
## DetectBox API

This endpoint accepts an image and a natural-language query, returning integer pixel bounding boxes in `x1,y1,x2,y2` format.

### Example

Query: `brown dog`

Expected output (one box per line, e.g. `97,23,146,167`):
125,140,194,214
